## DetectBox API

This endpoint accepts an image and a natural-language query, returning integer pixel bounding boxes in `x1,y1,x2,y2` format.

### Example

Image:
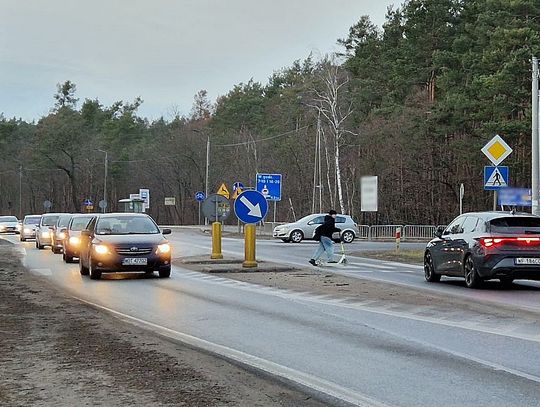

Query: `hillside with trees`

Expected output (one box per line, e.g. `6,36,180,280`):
1,0,539,225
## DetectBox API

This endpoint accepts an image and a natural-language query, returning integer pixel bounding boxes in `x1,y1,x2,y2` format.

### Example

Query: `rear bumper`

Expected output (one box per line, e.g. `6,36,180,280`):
478,256,540,280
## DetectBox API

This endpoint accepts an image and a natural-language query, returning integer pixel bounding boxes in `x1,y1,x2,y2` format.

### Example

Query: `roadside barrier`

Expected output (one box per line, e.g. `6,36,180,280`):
402,225,437,241
356,225,370,240
369,225,403,240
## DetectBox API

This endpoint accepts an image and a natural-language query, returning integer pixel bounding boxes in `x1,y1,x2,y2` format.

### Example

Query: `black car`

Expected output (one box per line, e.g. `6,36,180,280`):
78,213,172,280
424,211,540,288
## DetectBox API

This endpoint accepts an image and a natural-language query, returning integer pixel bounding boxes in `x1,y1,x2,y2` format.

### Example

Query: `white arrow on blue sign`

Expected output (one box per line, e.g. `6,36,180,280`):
195,191,206,202
234,190,269,224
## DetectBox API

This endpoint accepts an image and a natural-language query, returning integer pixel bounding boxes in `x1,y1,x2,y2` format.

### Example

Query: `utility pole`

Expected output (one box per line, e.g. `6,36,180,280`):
205,135,210,225
19,165,22,219
532,57,539,215
97,149,108,213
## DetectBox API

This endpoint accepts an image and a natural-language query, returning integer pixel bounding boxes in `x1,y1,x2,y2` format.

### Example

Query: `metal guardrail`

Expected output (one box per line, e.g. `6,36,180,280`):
369,225,403,240
402,225,437,240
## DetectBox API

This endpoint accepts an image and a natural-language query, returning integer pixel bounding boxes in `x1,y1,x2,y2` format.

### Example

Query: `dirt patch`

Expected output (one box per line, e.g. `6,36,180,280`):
0,244,325,407
350,250,424,265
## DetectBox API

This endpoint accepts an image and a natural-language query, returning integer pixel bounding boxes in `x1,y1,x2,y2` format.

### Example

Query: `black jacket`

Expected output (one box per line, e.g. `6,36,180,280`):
314,215,341,240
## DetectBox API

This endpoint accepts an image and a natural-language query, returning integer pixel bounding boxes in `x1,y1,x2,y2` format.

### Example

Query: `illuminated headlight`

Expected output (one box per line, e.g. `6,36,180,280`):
0,225,5,231
157,243,171,254
57,232,66,239
24,228,32,234
69,236,80,246
16,224,22,231
41,231,50,238
93,244,110,255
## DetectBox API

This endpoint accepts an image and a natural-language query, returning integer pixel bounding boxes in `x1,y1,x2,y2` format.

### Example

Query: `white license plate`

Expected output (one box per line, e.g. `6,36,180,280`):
515,258,540,265
122,258,148,266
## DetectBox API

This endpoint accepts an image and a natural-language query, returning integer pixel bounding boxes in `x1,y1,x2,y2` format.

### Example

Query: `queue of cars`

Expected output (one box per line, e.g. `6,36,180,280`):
14,212,172,280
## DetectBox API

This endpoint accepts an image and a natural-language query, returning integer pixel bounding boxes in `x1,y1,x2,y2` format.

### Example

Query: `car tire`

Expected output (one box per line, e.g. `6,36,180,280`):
63,251,75,263
89,258,102,280
499,277,514,287
464,255,482,289
290,230,304,243
79,256,89,276
159,267,171,278
52,246,60,254
424,252,441,282
281,239,291,243
37,240,44,250
20,237,26,242
341,231,355,244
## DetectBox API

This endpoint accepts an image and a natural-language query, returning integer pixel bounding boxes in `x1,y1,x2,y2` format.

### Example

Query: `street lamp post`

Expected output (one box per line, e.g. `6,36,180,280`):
97,149,108,213
193,129,210,225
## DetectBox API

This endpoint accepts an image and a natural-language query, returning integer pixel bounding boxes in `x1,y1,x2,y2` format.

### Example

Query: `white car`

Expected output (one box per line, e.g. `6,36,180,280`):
20,215,41,241
0,216,19,234
35,213,64,249
273,213,359,243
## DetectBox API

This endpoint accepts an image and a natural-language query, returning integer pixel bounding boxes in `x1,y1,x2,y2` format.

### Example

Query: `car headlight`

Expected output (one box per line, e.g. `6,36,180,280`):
93,244,110,255
157,243,171,254
69,236,80,246
58,232,66,239
23,228,32,234
41,231,50,238
0,225,6,231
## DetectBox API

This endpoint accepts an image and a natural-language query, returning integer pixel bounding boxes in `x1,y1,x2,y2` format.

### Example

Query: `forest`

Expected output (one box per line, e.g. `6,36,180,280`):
1,0,539,225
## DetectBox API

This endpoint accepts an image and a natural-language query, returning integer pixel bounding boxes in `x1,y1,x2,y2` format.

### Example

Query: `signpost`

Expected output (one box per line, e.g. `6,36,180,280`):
256,173,282,222
217,183,230,199
481,135,512,210
498,188,532,207
43,200,52,212
195,191,206,225
164,197,176,206
234,190,269,268
360,176,378,212
83,199,93,212
139,188,150,211
459,183,464,215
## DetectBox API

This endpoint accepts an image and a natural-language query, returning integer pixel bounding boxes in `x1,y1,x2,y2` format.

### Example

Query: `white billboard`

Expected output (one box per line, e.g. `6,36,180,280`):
361,176,378,212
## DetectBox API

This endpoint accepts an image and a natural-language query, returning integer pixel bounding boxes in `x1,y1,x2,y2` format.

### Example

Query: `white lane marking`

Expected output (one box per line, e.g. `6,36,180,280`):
350,262,395,270
172,266,540,344
30,268,52,276
74,297,389,407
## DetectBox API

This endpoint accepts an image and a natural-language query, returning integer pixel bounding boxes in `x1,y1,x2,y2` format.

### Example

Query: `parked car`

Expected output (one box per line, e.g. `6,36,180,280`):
35,213,65,249
62,214,95,263
20,215,41,241
424,211,540,288
50,214,73,254
78,213,172,280
273,214,359,243
0,216,19,234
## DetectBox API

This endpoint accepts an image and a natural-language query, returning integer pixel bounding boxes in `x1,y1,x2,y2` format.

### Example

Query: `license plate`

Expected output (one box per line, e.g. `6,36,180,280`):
122,258,148,266
515,258,540,265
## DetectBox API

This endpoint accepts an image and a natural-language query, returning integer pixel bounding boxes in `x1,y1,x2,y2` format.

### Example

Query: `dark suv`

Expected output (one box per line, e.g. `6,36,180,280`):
78,213,172,280
424,211,540,288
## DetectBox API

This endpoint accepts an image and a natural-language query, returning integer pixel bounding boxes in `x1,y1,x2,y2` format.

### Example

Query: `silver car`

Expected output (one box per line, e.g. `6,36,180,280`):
20,215,41,241
36,213,64,249
0,216,19,234
273,213,359,243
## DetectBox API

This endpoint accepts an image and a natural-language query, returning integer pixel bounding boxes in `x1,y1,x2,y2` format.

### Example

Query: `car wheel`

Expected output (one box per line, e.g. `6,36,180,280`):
499,277,514,287
464,255,482,289
290,230,304,243
159,267,171,278
79,256,89,276
424,252,441,282
89,258,102,280
20,237,26,242
342,231,355,243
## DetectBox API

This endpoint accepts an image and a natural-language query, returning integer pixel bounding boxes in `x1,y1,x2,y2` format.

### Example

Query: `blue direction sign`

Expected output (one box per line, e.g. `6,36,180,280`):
234,190,269,224
256,173,282,201
498,188,532,207
195,191,206,202
233,182,244,191
484,166,509,190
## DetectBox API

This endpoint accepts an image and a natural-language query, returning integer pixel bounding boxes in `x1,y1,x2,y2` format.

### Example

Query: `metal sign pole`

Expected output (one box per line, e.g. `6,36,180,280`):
273,201,277,223
533,57,540,215
198,202,201,225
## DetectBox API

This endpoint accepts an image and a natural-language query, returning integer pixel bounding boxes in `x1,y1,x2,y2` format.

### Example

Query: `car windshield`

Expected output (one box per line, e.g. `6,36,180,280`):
41,216,59,226
0,216,17,222
57,215,72,227
70,216,93,231
24,217,41,225
96,216,159,235
490,217,540,234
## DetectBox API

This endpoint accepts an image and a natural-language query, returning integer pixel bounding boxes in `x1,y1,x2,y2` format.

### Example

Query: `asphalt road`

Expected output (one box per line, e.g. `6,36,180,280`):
4,231,540,407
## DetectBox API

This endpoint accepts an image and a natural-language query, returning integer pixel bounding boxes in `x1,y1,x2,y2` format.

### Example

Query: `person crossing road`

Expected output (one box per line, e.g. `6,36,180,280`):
309,210,341,266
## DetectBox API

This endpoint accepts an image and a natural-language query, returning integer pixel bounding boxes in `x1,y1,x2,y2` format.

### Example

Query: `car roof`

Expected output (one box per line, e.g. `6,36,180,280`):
24,215,41,218
41,213,68,216
97,213,150,218
70,213,95,218
460,211,539,221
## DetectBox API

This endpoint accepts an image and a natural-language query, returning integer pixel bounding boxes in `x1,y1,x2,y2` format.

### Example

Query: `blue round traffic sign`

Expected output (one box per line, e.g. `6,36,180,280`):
195,191,206,202
234,190,268,224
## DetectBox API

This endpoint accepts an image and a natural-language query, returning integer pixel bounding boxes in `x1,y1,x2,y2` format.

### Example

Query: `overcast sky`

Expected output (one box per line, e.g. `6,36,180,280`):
1,0,395,121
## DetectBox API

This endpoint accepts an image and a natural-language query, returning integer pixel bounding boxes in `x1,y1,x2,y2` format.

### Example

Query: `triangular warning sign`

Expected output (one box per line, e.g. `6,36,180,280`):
485,168,507,187
217,183,230,199
232,187,243,200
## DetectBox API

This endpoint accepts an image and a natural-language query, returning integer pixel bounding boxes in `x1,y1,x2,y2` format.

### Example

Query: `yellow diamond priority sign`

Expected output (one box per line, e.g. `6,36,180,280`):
481,135,512,166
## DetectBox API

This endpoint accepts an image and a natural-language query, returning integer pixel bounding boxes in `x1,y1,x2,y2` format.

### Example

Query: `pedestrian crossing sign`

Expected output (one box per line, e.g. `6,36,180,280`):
217,183,230,199
484,166,509,190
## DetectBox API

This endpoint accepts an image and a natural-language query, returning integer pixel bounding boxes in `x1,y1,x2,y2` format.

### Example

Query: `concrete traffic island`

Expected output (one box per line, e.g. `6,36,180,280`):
174,255,299,273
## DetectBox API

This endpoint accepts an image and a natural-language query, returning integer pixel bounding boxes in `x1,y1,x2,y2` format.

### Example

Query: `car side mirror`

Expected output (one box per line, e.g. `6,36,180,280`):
162,228,172,235
434,226,445,238
81,230,91,237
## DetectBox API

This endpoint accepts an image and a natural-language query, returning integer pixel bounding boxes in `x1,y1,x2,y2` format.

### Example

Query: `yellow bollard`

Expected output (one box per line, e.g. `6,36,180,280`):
243,224,257,268
211,222,223,259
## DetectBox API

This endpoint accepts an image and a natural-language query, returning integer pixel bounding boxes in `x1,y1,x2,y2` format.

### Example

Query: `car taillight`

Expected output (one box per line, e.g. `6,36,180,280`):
479,237,540,248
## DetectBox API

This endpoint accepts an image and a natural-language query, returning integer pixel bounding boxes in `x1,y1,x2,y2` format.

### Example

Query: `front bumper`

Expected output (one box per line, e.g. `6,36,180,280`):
273,230,290,238
91,252,171,273
0,227,18,233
